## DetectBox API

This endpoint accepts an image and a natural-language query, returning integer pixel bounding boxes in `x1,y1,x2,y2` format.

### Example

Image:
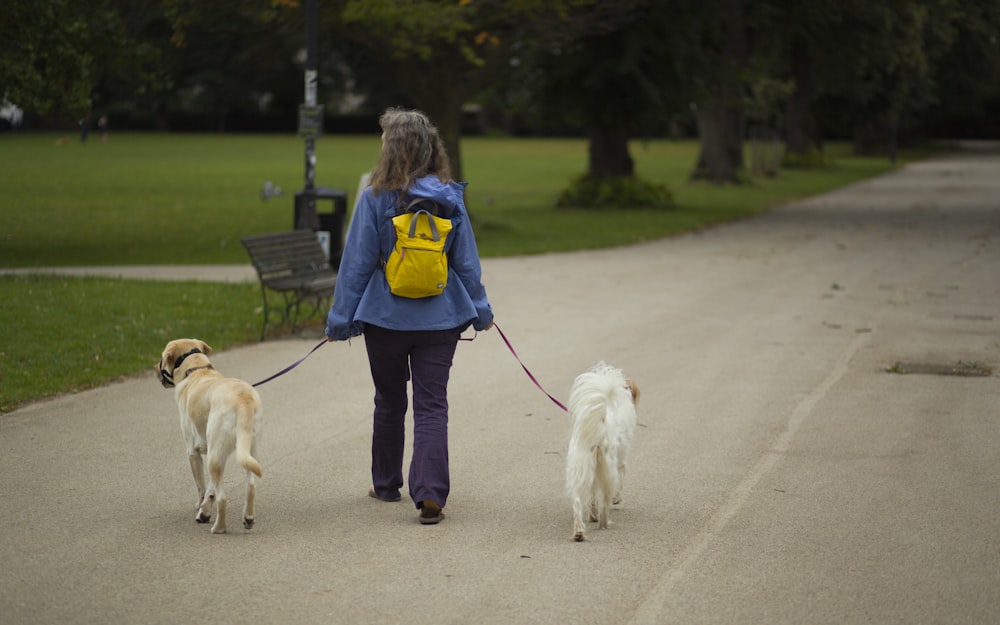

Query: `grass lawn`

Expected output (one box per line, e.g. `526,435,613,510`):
0,132,934,411
0,275,261,411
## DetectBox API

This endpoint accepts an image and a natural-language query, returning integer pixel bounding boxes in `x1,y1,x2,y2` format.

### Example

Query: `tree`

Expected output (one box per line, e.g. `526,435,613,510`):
1,0,93,119
0,0,161,123
925,0,1000,137
164,0,304,131
336,0,513,182
525,0,679,178
687,0,753,183
99,0,174,124
522,0,760,185
774,0,999,163
767,1,835,162
833,0,955,158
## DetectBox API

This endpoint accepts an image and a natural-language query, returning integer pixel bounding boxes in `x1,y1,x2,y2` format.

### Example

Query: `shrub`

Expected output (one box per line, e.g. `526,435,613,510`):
783,147,830,169
556,174,676,210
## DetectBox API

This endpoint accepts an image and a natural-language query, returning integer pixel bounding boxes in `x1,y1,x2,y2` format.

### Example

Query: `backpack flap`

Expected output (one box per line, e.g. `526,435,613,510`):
384,208,453,298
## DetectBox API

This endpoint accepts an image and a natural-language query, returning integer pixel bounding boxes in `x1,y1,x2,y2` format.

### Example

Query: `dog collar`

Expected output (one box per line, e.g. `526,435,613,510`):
160,348,203,387
172,348,202,371
183,364,215,379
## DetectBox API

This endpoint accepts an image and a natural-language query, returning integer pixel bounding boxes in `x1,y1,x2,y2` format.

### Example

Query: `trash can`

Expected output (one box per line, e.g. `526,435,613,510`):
294,186,347,270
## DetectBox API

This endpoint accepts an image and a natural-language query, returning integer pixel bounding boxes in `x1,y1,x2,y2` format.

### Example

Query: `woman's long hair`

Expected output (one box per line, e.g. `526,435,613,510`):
369,108,452,194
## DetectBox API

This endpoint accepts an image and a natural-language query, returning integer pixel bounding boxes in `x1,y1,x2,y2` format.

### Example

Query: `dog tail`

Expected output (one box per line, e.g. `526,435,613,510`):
565,362,635,498
236,396,263,478
567,362,631,435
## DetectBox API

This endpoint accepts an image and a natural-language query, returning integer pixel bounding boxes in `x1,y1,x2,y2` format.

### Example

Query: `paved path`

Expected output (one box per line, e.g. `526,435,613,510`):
0,264,258,283
2,150,999,625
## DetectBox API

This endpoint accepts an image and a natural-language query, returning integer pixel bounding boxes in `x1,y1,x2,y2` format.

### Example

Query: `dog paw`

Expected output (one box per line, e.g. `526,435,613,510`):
211,526,227,535
196,512,211,524
243,517,255,530
573,532,585,542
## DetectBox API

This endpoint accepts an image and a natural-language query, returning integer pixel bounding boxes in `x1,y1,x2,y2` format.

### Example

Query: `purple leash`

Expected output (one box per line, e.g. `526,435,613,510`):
249,325,569,416
492,322,568,413
251,339,328,387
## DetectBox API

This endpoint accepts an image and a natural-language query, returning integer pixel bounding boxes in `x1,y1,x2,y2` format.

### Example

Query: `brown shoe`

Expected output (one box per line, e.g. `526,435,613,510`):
419,500,444,525
368,486,401,502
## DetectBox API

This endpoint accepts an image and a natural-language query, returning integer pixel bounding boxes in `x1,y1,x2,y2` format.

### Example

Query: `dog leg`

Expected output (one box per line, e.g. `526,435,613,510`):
597,490,612,529
182,415,208,506
189,453,207,504
196,488,214,525
206,458,227,534
188,452,212,523
243,470,256,530
613,461,627,505
572,495,587,541
210,488,227,534
595,450,614,529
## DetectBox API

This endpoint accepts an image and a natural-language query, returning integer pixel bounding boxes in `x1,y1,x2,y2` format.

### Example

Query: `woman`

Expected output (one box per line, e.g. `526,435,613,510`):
326,108,494,525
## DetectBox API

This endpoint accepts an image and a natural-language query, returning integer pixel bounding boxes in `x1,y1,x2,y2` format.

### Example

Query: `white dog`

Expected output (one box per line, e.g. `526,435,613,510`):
566,362,639,542
157,338,263,534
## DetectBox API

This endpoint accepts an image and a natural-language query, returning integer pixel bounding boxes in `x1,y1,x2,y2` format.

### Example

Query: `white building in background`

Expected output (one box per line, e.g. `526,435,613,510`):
1,99,23,128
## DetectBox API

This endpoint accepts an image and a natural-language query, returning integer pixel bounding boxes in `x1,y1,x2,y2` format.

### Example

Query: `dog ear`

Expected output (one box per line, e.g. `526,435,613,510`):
162,341,180,367
198,340,213,355
625,379,640,404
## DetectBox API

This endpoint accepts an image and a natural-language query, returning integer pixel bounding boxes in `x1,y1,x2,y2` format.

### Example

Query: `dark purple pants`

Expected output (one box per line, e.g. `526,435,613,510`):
363,325,460,509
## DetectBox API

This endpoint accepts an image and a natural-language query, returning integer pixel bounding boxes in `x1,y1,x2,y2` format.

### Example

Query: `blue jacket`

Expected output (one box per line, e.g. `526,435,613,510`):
325,176,493,340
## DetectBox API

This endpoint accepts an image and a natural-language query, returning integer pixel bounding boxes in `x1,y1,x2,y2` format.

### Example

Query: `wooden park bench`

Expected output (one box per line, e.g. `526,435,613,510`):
240,229,337,340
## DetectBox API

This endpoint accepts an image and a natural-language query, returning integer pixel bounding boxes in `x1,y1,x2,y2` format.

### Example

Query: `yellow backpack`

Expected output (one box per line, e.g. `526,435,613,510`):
383,199,453,298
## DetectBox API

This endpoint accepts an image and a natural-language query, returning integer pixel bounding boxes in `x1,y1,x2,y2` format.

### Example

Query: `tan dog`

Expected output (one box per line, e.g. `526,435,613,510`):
157,339,263,534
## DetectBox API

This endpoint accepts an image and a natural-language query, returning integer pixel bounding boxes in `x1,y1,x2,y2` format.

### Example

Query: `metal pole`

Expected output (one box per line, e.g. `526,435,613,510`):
304,0,317,192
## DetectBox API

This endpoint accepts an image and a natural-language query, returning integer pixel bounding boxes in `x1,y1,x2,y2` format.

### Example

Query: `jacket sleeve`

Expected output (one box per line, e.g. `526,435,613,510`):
448,209,494,331
326,189,381,340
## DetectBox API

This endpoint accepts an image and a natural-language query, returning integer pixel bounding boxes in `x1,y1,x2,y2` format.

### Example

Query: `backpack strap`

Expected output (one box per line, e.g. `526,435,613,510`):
408,209,441,242
404,197,440,216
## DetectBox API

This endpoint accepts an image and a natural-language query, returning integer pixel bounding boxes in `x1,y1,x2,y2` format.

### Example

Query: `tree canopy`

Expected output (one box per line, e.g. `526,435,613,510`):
4,0,1000,189
1,0,164,120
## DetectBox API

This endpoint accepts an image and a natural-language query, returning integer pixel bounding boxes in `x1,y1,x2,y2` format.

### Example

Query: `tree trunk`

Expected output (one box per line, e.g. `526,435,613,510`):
852,119,884,155
690,0,746,184
433,101,464,183
587,121,634,177
417,95,463,181
785,40,823,159
401,54,466,183
692,100,744,183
